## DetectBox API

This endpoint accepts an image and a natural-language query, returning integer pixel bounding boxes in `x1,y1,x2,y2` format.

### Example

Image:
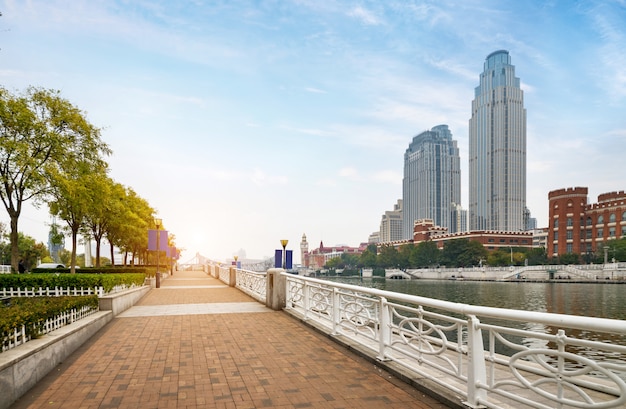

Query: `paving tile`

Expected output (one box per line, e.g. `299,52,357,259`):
10,270,450,409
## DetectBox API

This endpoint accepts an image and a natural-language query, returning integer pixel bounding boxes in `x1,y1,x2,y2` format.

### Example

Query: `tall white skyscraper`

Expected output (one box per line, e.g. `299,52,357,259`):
402,125,461,240
469,50,527,231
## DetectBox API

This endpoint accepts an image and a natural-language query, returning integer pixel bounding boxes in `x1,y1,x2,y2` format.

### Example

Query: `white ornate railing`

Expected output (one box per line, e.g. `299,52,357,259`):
284,274,626,409
218,265,231,284
235,269,266,302
1,306,98,352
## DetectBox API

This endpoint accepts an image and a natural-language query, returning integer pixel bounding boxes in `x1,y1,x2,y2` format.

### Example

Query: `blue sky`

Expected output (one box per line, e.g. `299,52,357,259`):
2,1,625,264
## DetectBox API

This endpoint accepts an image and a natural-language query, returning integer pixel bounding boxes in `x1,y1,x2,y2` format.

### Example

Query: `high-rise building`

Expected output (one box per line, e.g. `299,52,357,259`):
402,125,461,240
469,50,527,231
379,199,403,242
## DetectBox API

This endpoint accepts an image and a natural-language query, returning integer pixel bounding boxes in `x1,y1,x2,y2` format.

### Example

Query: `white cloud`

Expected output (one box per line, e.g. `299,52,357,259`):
373,170,403,185
304,87,327,94
339,167,360,180
348,6,382,26
250,169,289,187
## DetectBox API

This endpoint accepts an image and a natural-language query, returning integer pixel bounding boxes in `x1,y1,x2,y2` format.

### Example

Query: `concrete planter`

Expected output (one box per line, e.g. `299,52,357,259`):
0,285,150,409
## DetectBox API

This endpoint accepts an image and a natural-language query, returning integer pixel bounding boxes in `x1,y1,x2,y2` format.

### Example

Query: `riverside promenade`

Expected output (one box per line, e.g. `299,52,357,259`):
10,270,449,409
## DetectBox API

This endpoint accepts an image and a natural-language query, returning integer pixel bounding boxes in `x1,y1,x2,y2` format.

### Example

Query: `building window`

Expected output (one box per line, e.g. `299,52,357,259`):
609,227,616,237
622,226,626,236
598,215,604,224
610,213,616,223
586,230,592,239
566,243,573,253
587,217,593,226
566,231,573,240
567,217,573,227
554,219,559,228
597,229,603,238
553,244,558,254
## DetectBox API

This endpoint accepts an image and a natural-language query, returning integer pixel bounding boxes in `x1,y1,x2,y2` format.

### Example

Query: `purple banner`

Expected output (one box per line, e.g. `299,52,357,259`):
170,247,179,260
147,230,168,251
274,249,282,268
286,250,293,269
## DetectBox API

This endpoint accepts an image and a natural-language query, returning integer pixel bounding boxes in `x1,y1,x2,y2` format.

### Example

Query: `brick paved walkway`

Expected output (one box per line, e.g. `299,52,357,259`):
10,270,450,409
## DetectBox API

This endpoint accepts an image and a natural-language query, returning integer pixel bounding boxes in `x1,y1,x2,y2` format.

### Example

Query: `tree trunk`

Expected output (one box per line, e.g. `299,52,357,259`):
70,229,78,274
10,212,19,272
110,241,115,266
95,238,101,267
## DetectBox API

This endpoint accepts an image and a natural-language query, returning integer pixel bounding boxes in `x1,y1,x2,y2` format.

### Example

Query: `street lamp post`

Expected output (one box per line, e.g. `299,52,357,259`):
280,239,288,269
155,218,162,288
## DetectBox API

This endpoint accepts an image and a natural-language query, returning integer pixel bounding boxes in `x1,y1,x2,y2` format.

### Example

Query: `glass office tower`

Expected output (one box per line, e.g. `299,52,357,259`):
402,125,461,240
469,50,527,231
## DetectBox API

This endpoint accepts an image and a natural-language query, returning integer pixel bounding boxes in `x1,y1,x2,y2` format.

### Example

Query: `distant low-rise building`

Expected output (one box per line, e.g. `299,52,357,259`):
378,218,533,252
302,240,368,269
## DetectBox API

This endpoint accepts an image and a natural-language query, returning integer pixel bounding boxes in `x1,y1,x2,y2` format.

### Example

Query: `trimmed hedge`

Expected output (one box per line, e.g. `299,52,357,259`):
30,267,149,275
0,273,146,293
1,296,99,347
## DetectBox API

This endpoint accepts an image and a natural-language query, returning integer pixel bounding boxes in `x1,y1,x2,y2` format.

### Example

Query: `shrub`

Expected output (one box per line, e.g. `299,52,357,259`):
1,296,99,349
0,273,146,293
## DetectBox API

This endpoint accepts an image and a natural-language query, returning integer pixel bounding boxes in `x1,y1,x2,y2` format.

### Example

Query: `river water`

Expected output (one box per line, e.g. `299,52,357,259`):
327,277,626,320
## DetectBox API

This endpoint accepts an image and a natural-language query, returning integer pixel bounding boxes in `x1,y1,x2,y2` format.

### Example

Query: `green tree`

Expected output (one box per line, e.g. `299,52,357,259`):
340,252,359,269
526,247,548,265
487,249,510,266
324,256,341,270
378,245,399,268
48,160,109,273
359,246,377,268
559,252,581,265
441,239,488,267
106,187,154,265
0,87,109,271
397,244,414,270
411,240,440,267
16,232,48,271
83,174,117,267
612,238,626,262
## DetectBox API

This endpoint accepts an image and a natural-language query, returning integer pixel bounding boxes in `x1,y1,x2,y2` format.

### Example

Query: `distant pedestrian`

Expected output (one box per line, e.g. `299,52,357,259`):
18,259,25,274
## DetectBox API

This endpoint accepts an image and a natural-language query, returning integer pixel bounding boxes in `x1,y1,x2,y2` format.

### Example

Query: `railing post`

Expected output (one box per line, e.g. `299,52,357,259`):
331,287,340,335
229,267,237,287
377,297,390,361
303,281,310,320
265,268,286,311
465,315,487,408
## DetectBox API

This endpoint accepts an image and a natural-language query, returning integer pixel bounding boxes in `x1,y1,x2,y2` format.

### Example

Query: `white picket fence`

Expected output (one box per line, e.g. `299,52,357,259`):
1,284,140,353
0,284,139,298
0,287,105,297
1,305,98,352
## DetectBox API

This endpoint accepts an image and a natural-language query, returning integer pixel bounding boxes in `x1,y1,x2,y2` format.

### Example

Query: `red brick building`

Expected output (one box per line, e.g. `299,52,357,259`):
303,241,368,269
548,187,626,257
